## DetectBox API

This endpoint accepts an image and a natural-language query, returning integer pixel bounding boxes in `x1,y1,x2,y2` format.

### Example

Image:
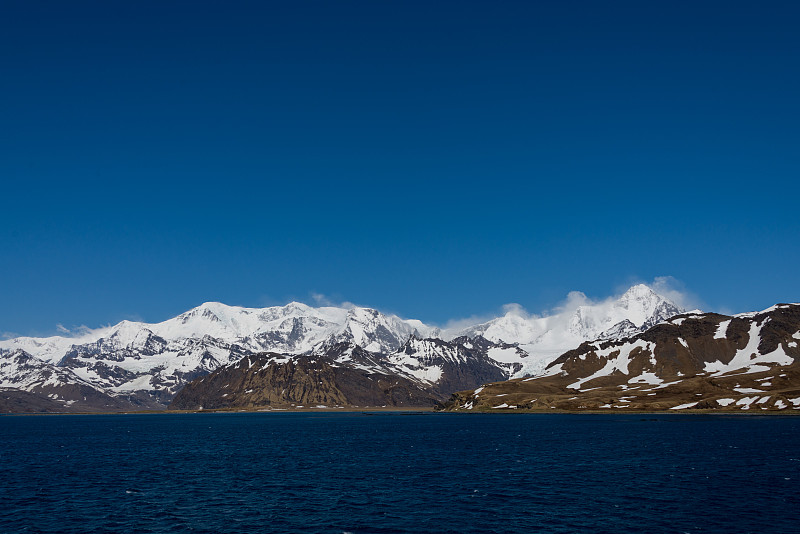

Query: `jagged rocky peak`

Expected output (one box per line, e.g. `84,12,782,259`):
449,335,499,351
394,334,510,361
59,321,168,364
311,340,389,369
2,350,69,399
313,340,359,360
178,301,227,323
105,321,166,349
384,334,529,393
617,283,661,307
620,284,682,321
568,284,683,338
396,335,450,354
597,319,639,340
256,301,320,322
1,348,36,368
329,306,422,354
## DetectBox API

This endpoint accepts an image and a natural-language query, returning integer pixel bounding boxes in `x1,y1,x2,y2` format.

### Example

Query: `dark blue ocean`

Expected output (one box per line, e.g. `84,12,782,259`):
1,413,799,533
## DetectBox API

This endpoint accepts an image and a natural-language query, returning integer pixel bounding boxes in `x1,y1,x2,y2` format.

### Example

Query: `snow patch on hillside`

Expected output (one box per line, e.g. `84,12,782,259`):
705,322,794,376
714,320,731,339
566,339,655,390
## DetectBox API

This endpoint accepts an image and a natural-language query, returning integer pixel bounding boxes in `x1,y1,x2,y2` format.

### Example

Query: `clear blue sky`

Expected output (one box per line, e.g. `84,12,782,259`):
1,1,798,336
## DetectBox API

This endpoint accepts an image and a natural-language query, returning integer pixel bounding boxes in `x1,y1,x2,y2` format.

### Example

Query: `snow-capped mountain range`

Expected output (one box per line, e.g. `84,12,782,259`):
0,284,683,411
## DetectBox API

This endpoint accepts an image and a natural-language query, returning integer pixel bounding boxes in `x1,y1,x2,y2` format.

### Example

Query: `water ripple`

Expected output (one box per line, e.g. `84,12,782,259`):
1,413,799,533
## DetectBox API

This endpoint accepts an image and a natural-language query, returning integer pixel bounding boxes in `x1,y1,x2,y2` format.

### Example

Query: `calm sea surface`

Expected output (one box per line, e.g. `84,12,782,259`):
1,412,798,533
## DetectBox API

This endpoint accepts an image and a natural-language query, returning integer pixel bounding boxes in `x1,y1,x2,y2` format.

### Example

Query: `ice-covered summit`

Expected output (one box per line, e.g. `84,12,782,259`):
324,307,437,354
572,284,682,338
448,284,684,376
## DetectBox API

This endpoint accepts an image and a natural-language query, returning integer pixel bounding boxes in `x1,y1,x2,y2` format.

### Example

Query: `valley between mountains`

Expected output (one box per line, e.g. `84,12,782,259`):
2,284,799,413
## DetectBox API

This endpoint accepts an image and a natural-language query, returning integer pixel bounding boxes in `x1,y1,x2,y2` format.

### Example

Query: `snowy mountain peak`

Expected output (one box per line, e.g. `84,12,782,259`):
183,301,233,317
448,284,685,378
619,283,659,302
612,284,680,327
328,307,422,354
176,301,250,328
107,321,156,346
279,301,315,314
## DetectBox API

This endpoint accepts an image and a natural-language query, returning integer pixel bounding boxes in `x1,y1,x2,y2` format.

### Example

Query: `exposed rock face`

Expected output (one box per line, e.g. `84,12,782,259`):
441,304,800,412
169,353,442,410
169,336,532,410
386,336,525,395
597,319,639,340
324,307,435,354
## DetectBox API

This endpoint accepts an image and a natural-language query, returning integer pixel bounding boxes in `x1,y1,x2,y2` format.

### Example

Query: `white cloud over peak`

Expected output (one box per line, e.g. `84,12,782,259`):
501,303,533,318
649,276,701,311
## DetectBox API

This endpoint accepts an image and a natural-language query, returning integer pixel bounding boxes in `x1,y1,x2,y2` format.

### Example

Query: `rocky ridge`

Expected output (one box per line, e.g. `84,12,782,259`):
441,304,800,412
169,336,527,410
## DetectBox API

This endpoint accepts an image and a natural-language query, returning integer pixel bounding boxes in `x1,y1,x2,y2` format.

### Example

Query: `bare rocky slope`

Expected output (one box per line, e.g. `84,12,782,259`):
440,304,800,412
169,352,442,410
169,337,526,410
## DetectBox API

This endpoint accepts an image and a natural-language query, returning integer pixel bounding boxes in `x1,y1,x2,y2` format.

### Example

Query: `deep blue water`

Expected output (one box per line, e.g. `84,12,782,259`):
1,413,799,533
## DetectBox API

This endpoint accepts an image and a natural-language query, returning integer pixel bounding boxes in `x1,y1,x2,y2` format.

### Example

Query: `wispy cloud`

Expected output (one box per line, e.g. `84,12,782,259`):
440,313,499,333
1,331,18,340
648,275,702,311
51,323,98,338
74,325,94,336
311,292,334,306
501,303,533,318
441,276,697,336
309,292,358,310
256,294,284,307
550,277,698,317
